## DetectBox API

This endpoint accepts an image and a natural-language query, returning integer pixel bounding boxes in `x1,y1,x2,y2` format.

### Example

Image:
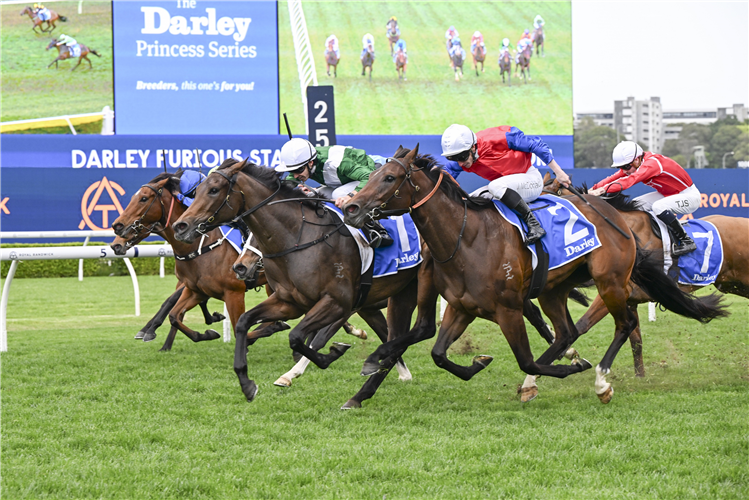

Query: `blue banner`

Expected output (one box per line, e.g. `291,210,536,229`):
112,0,278,135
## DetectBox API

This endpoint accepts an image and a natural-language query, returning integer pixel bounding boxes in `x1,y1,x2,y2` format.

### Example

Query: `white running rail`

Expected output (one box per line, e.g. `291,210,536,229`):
288,0,317,134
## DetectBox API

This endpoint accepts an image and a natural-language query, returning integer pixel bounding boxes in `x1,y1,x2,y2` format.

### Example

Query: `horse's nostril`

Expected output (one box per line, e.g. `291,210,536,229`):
234,264,247,273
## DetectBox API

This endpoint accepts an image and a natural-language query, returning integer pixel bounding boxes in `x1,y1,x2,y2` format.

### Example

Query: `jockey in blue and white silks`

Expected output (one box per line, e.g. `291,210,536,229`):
392,39,407,62
325,34,340,58
34,3,51,20
533,15,545,30
56,33,80,56
361,33,375,58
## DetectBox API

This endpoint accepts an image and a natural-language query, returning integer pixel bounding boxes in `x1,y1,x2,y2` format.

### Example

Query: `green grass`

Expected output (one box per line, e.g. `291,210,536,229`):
1,275,747,499
0,1,113,123
279,1,573,136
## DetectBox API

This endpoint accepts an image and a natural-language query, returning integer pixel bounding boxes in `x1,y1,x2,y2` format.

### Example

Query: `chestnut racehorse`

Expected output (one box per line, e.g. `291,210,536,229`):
46,38,101,70
361,44,375,80
386,19,400,55
325,40,339,77
343,147,727,404
395,49,407,80
515,44,531,82
472,44,486,76
21,6,66,33
499,50,512,85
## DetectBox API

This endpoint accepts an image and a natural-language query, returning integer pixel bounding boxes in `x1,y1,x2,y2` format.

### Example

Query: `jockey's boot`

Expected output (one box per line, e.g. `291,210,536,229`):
501,189,546,245
658,211,696,256
363,219,394,248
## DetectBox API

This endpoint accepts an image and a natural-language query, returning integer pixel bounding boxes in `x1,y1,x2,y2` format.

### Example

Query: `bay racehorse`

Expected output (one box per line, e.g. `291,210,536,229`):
46,38,101,70
499,50,512,85
395,49,407,80
543,174,748,376
386,19,400,55
325,40,339,77
343,146,727,404
21,6,66,33
450,47,464,81
515,44,531,82
472,44,486,76
533,26,545,57
172,159,441,408
361,44,375,80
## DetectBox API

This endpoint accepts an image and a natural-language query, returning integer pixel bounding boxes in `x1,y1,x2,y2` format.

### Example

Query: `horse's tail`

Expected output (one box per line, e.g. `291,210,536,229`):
59,15,67,22
91,49,101,57
630,247,729,323
568,288,590,307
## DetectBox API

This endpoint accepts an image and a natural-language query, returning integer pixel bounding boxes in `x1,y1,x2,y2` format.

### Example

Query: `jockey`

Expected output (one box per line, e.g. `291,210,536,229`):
325,34,340,58
445,25,459,43
470,31,486,55
361,33,375,57
392,38,407,62
277,138,393,248
449,37,465,60
533,15,545,30
499,37,514,57
521,28,532,41
441,124,571,245
386,16,400,37
589,141,700,256
34,3,51,20
56,33,78,51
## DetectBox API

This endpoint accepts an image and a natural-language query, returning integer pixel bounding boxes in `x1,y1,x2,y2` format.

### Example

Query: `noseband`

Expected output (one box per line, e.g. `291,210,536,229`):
120,184,175,243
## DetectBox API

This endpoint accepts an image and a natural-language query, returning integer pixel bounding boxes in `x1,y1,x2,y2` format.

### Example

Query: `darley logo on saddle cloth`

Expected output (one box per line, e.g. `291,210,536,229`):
326,204,422,278
492,195,602,270
676,220,723,286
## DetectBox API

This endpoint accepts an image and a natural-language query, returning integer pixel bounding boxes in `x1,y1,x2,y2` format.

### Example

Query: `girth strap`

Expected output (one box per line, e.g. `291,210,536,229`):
525,240,549,300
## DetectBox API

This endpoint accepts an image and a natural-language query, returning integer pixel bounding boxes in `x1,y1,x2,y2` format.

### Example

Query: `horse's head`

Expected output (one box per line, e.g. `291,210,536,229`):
172,159,247,243
232,236,264,282
110,174,180,255
344,144,421,228
21,6,33,16
46,38,58,50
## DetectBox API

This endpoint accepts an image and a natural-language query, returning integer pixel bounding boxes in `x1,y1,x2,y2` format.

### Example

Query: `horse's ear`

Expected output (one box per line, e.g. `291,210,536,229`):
543,171,550,183
405,143,420,162
226,158,247,175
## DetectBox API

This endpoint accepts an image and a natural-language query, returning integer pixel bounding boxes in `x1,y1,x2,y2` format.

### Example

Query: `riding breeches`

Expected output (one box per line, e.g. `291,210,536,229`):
317,180,360,200
470,167,543,202
635,184,701,215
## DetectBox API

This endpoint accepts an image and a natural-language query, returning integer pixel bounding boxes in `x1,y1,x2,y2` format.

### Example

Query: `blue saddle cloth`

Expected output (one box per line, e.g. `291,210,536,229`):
325,203,422,278
677,220,723,286
492,195,602,270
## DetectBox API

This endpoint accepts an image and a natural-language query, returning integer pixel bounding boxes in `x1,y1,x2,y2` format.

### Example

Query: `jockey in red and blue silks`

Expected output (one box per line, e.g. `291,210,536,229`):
441,124,571,244
470,31,486,56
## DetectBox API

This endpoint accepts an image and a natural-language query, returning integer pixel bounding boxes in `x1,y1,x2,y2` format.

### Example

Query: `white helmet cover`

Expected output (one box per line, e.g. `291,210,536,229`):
611,141,644,167
441,124,476,157
278,138,317,172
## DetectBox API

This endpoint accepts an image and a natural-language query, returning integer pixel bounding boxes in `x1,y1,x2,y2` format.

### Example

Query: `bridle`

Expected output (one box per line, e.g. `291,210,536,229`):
368,156,467,264
119,184,175,245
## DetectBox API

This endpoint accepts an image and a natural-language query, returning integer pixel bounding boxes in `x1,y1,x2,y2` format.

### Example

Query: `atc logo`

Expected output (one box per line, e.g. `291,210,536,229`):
79,177,126,230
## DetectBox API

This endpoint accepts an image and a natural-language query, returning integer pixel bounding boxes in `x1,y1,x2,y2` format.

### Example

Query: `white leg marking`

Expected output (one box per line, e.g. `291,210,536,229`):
595,365,611,395
395,358,412,381
274,357,311,387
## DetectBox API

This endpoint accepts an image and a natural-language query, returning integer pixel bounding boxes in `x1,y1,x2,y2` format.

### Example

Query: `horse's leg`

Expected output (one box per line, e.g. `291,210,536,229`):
358,303,413,382
430,305,493,380
286,297,352,369
274,317,347,387
139,286,184,340
629,307,645,377
48,57,61,69
198,300,225,325
72,56,84,71
165,288,221,346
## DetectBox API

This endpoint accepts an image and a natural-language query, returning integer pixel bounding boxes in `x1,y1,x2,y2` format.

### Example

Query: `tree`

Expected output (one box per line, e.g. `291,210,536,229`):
574,118,618,168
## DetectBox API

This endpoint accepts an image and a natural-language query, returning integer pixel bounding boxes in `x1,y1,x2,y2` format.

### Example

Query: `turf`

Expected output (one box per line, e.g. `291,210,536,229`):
279,1,573,136
1,274,747,499
0,1,113,122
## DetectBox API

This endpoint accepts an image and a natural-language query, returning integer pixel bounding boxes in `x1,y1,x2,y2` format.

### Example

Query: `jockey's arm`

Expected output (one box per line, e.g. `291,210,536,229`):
505,127,570,186
443,161,463,180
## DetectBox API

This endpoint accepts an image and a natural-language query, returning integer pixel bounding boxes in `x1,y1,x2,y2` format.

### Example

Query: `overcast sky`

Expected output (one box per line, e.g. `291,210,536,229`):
572,0,749,113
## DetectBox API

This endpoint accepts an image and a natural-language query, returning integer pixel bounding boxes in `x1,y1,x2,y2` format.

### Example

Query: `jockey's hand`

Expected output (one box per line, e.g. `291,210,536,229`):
335,195,353,208
588,188,606,196
299,185,315,197
556,172,571,188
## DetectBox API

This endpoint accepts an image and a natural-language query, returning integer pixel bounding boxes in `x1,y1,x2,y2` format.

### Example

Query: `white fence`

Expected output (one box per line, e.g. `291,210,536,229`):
288,0,317,134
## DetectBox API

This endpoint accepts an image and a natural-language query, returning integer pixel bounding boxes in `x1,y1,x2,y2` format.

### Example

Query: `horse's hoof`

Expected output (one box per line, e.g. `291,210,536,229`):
134,330,146,339
330,342,351,356
361,360,380,377
341,399,361,410
572,357,593,371
242,381,259,402
564,347,579,360
273,376,292,388
143,331,156,342
473,355,493,368
204,329,221,341
347,327,367,340
519,386,538,403
211,312,226,323
597,386,614,404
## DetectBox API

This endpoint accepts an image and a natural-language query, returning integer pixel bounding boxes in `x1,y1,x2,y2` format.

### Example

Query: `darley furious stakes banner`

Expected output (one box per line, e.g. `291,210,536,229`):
112,0,278,135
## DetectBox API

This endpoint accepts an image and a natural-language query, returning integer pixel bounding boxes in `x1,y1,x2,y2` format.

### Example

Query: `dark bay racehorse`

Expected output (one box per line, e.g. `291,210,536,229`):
543,174,748,376
386,19,400,56
395,50,407,80
21,6,66,33
515,44,531,82
325,40,339,77
472,44,486,76
46,38,101,70
499,50,512,85
172,159,440,408
533,26,545,57
343,146,727,404
451,48,464,81
361,44,375,80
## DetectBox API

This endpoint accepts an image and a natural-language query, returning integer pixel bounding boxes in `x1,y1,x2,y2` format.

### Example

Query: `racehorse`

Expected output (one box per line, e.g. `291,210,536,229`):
386,19,400,56
515,44,532,82
499,50,512,85
21,6,66,33
325,40,339,77
542,174,748,376
450,48,464,81
172,159,441,408
343,146,727,404
361,44,375,80
46,38,101,70
472,44,486,76
533,26,545,57
395,49,407,80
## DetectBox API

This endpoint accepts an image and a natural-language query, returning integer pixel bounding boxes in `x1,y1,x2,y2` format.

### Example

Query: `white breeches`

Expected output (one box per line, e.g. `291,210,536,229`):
317,180,360,200
635,184,701,215
486,166,543,202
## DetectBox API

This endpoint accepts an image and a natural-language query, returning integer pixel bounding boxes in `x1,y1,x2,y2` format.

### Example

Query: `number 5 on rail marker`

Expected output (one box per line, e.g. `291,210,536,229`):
306,85,336,147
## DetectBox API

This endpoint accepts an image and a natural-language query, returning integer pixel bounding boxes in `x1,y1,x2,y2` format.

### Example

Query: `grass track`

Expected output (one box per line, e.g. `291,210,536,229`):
1,275,747,499
279,1,573,136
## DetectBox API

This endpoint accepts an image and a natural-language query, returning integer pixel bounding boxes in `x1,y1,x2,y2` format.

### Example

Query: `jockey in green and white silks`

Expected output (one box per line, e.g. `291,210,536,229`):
277,138,393,248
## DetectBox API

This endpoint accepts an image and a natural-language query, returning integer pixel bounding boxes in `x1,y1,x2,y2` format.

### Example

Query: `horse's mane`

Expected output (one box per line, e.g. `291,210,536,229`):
147,170,182,194
394,148,495,211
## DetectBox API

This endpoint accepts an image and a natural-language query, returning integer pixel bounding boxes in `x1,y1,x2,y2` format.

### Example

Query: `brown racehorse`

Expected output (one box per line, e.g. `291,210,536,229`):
361,44,375,80
172,159,441,408
471,44,486,76
21,6,66,33
46,38,101,70
325,40,339,77
499,50,512,85
395,49,407,80
543,174,748,376
533,26,545,57
343,147,727,404
450,47,464,81
515,44,532,82
386,19,400,56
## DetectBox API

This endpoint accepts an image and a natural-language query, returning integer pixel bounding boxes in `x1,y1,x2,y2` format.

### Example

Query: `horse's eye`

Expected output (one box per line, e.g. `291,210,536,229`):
385,175,395,182
140,196,148,203
209,187,219,195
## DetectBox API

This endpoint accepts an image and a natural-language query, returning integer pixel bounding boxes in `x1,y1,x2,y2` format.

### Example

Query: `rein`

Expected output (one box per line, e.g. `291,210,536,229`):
122,184,175,239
